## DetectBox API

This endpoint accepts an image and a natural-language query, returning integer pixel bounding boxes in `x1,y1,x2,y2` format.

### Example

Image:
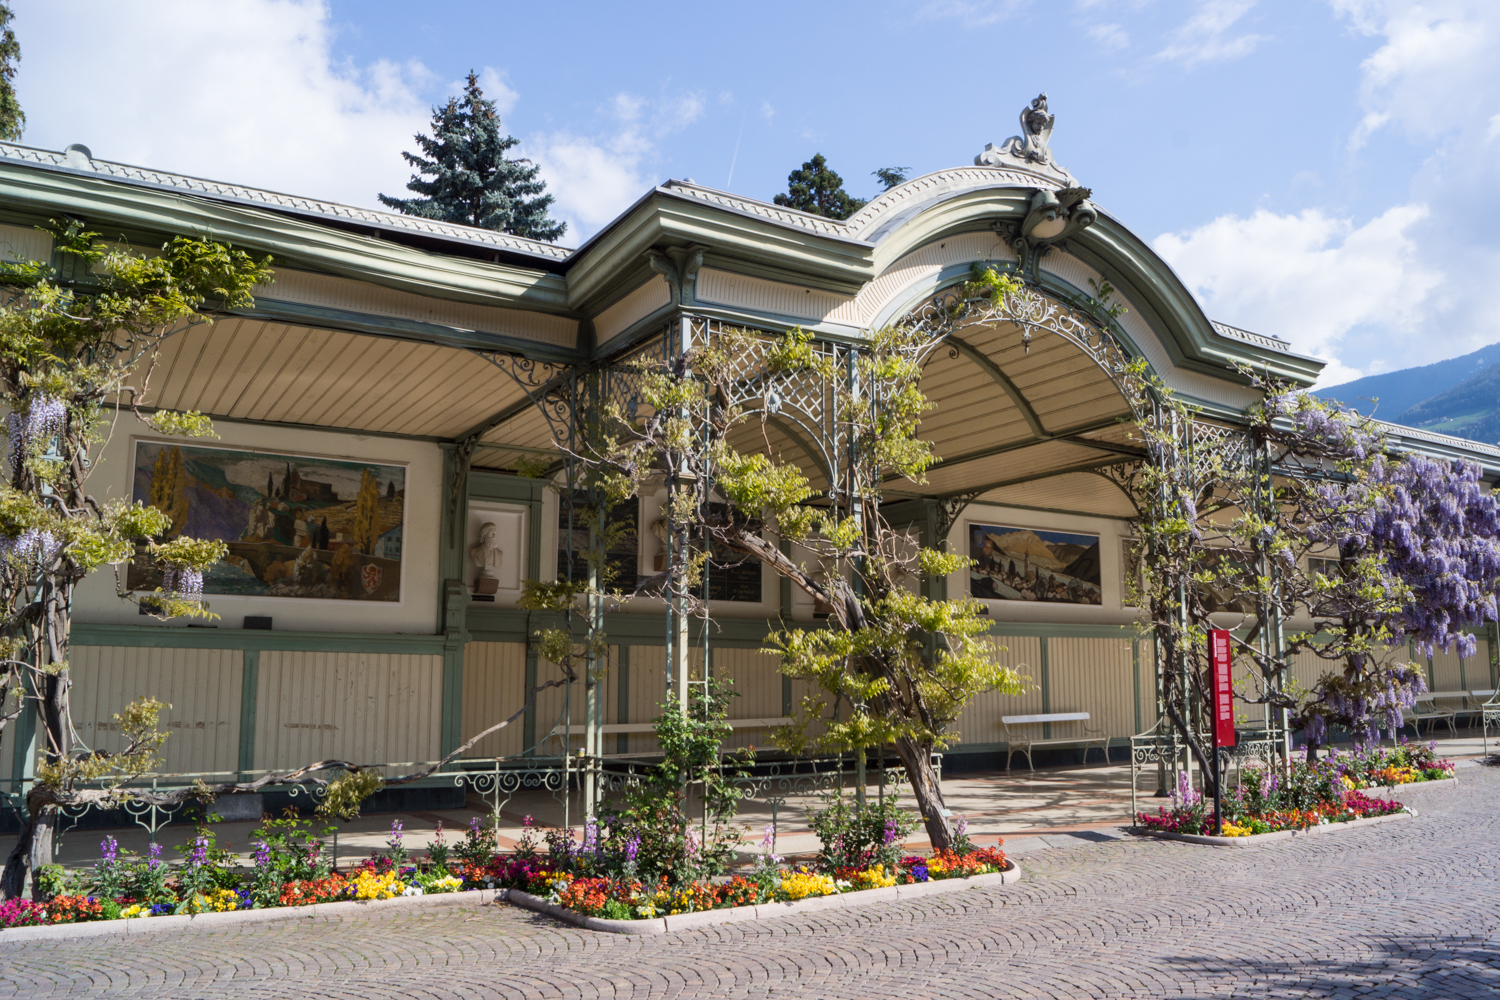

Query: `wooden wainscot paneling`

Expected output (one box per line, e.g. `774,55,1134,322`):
460,642,528,759
712,648,785,752
953,635,1041,749
254,651,441,775
1046,637,1136,748
70,646,243,776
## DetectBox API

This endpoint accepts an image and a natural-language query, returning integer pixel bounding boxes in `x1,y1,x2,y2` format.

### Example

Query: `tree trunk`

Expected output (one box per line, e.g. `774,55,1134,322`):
26,803,54,901
1,815,33,900
893,735,952,851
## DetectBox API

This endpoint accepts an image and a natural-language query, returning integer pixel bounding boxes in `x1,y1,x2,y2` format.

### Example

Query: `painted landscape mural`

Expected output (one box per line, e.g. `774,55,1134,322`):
128,442,406,601
969,523,1102,605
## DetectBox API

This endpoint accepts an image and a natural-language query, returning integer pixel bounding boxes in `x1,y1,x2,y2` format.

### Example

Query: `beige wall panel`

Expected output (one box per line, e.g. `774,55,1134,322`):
460,642,528,759
1429,649,1465,692
70,646,242,776
1046,637,1136,744
1472,639,1496,689
253,651,441,775
713,647,784,751
952,635,1041,748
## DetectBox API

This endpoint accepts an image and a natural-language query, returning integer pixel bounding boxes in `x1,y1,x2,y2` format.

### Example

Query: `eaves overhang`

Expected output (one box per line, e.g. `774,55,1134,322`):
1379,421,1500,480
0,140,573,270
563,184,876,310
1063,212,1326,387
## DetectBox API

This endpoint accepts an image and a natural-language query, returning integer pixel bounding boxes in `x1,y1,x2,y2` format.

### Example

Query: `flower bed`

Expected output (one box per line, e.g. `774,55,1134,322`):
1,807,1009,931
1136,760,1415,838
495,846,1010,922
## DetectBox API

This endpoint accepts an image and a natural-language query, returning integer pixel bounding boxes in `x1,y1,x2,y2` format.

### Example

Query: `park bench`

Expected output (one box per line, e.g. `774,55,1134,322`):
1476,689,1500,756
1000,712,1110,772
1402,692,1464,736
545,717,791,753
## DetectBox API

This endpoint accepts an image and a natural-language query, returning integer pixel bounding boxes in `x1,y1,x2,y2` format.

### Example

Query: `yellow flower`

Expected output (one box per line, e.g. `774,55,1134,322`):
1219,820,1253,837
351,869,404,900
852,865,897,890
207,888,246,912
778,870,839,900
120,904,152,919
428,875,462,894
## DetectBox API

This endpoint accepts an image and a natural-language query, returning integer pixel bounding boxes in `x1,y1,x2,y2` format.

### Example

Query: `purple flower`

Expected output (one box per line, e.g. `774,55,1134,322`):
252,839,270,868
99,836,118,864
188,832,209,867
882,818,899,846
389,818,404,846
147,841,163,870
624,834,640,863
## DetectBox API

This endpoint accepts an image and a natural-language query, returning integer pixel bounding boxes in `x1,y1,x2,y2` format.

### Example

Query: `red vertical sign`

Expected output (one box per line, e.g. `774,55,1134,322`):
1209,629,1237,748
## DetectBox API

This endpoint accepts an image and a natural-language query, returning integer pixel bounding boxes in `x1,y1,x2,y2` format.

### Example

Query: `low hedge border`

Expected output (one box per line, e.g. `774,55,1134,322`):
507,860,1023,935
0,886,508,943
1133,810,1412,848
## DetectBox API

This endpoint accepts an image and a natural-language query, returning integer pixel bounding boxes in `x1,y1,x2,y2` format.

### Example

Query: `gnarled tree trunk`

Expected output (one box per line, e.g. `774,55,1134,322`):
893,735,952,851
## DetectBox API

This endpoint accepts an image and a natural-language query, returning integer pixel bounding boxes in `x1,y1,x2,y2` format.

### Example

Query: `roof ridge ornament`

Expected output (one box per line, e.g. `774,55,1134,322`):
975,93,1076,184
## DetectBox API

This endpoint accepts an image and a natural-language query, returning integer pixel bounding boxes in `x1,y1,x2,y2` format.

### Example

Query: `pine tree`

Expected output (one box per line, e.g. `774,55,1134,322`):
0,3,24,142
873,167,909,191
773,154,866,220
379,72,565,243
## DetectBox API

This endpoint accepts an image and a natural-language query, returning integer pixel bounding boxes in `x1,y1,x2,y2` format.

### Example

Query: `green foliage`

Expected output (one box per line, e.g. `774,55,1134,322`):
773,154,867,220
873,167,910,191
315,768,385,822
36,697,170,791
808,793,919,871
379,71,564,242
770,591,1026,754
597,679,750,886
245,810,335,908
144,409,217,438
0,3,22,141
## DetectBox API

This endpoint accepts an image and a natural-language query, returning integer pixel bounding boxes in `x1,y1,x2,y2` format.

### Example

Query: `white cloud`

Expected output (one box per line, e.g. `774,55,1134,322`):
1154,204,1441,383
760,101,776,124
530,131,653,239
1156,0,1269,67
529,90,711,240
916,0,1024,27
1333,0,1500,143
14,0,432,208
1088,23,1130,51
474,67,519,117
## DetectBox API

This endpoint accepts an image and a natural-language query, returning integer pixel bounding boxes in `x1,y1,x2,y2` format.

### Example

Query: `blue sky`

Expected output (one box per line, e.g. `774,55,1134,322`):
12,1,1500,387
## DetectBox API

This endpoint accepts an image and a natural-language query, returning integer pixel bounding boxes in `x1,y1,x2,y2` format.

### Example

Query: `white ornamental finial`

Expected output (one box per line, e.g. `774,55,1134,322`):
975,93,1074,182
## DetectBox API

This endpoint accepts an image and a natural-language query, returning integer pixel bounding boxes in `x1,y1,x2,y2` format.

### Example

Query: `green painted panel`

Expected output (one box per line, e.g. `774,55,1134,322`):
237,650,259,778
73,623,445,654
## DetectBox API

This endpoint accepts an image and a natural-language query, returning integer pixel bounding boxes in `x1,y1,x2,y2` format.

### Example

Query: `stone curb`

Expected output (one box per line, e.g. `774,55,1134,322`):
1132,810,1411,847
0,887,508,944
1362,776,1459,796
506,861,1022,935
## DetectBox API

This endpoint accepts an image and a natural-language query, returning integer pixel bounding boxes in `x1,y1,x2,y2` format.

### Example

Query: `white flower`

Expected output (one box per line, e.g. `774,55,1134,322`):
402,885,424,897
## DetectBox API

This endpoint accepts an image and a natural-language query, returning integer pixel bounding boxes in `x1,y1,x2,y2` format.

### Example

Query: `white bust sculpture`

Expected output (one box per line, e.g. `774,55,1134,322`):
470,522,502,594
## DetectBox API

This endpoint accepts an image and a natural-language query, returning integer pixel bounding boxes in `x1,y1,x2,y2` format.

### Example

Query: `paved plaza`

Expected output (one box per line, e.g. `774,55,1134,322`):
2,756,1497,999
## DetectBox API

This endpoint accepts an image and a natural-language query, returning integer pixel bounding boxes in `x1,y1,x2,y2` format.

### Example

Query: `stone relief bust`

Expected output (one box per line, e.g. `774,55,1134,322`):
470,521,502,594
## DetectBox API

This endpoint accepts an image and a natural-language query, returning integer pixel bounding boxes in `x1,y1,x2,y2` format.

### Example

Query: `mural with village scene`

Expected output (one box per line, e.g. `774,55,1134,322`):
128,442,406,601
969,523,1102,605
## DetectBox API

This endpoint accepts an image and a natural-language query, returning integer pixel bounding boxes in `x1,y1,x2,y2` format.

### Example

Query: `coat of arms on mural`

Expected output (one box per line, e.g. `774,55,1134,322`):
128,442,406,602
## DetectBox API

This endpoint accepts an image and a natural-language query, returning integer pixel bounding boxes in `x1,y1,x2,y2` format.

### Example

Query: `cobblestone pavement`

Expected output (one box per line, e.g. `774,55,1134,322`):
3,764,1497,1000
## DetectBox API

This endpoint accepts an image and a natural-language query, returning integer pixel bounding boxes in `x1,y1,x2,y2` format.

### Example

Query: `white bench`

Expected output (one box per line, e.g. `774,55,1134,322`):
1000,712,1110,772
545,718,792,752
1476,689,1500,756
1402,692,1466,736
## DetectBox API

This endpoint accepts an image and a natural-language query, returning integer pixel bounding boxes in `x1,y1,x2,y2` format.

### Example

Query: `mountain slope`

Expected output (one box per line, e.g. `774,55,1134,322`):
1317,342,1500,419
1398,362,1500,444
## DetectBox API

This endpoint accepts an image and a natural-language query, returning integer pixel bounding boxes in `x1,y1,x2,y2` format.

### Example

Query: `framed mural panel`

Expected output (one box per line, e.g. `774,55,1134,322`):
969,523,1102,605
128,441,406,602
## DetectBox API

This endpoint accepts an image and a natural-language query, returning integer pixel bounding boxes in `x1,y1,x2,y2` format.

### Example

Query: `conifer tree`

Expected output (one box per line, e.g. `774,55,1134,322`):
773,154,866,220
873,166,909,191
380,72,564,243
0,3,24,141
